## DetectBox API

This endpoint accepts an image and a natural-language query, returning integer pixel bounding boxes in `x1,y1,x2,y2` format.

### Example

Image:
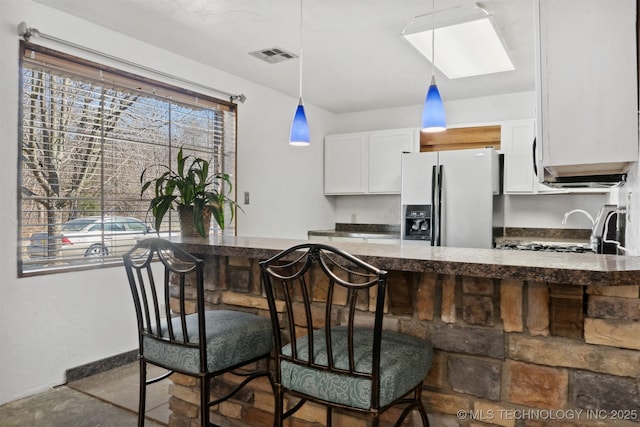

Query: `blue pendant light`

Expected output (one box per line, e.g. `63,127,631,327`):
290,97,309,145
289,0,310,146
422,75,446,132
422,0,446,133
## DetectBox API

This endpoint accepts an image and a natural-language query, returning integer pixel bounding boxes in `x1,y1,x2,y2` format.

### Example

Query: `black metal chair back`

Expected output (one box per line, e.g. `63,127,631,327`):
124,238,207,370
261,243,431,427
124,238,274,427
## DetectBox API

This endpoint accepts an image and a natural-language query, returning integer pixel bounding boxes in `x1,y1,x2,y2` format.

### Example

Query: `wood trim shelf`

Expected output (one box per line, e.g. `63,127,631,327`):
420,124,501,152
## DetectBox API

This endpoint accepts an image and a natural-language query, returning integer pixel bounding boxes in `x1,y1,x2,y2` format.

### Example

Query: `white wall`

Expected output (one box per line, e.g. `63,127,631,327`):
504,193,608,229
236,95,336,238
0,0,335,405
334,91,536,133
620,163,640,255
621,78,640,255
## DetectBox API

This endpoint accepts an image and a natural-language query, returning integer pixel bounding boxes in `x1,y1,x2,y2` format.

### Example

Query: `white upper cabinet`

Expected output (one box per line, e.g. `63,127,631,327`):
324,133,367,194
502,119,609,194
502,120,537,194
535,0,638,183
324,128,419,195
368,129,419,193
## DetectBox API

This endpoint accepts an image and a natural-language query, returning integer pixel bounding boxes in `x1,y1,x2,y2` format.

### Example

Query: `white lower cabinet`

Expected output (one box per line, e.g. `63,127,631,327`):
324,128,419,195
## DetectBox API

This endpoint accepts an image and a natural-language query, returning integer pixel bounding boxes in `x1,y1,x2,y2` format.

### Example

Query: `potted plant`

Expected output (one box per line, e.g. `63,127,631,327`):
140,147,238,237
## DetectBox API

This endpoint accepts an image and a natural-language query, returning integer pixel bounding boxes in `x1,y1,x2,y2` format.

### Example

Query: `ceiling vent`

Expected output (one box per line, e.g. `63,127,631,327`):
249,47,298,64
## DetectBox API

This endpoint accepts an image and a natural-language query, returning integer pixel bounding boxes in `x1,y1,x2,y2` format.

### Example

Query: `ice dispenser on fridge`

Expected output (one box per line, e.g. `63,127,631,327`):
404,204,431,240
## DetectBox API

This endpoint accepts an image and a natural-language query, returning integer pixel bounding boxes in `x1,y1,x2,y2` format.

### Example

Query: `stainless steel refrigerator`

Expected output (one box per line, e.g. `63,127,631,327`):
400,148,502,248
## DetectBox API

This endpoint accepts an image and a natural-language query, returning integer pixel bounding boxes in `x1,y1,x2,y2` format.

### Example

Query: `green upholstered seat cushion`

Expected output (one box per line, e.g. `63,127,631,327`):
280,326,432,409
142,310,273,374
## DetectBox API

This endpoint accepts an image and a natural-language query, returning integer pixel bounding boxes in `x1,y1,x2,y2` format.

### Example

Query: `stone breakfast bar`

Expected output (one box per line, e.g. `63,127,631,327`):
168,236,640,427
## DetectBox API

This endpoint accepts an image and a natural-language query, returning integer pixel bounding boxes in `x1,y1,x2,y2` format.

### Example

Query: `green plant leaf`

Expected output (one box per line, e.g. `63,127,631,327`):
140,145,240,236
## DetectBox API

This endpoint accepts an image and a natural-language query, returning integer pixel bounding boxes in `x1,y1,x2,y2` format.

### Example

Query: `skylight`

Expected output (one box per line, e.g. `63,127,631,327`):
402,5,515,79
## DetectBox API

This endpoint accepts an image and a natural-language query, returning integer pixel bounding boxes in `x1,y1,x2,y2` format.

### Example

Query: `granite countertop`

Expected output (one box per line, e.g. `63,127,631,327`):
174,235,640,287
310,226,591,244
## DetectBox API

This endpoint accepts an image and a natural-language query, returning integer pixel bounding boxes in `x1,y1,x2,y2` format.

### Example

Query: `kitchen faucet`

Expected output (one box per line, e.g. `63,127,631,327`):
562,209,597,252
561,209,595,226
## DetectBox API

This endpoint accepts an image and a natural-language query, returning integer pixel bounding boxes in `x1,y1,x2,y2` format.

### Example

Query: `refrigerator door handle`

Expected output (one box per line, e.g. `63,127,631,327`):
430,165,436,246
532,137,538,177
437,165,443,246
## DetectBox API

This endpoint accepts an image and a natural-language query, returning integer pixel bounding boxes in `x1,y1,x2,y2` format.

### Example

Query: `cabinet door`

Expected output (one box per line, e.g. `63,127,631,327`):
537,0,638,177
502,120,536,194
324,133,367,195
368,128,419,194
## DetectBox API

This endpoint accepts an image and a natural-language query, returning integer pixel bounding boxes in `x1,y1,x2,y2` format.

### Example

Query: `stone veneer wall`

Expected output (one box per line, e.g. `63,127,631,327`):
167,253,640,427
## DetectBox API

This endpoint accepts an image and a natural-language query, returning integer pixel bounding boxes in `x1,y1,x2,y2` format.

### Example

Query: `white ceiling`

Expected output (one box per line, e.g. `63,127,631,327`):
32,0,535,114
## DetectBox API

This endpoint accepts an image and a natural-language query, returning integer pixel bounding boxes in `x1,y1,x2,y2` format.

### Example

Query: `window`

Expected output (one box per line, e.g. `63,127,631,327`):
18,42,237,276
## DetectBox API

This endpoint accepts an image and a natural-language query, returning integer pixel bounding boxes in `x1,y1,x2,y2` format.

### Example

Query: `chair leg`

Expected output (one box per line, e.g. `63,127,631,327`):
391,385,430,427
415,384,430,427
418,407,430,427
327,407,332,427
200,375,210,427
274,387,283,427
138,358,146,427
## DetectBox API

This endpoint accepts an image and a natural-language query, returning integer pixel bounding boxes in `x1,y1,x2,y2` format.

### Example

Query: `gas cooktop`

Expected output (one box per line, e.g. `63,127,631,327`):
495,242,594,253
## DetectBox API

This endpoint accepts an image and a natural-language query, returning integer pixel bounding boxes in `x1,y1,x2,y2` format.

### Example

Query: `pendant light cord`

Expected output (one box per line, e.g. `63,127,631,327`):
299,0,303,99
431,0,435,79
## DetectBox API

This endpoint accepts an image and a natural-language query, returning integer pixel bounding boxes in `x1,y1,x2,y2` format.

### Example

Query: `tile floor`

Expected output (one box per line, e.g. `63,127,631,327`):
0,362,169,427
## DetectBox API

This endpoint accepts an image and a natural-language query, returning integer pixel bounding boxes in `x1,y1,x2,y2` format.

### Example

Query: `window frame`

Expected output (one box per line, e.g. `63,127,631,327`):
18,41,238,277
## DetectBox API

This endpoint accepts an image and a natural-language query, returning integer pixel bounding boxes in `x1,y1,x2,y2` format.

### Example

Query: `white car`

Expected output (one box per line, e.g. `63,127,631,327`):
28,216,155,259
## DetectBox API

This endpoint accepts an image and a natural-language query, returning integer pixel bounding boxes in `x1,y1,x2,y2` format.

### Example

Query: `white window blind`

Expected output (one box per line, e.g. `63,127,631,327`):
19,43,237,276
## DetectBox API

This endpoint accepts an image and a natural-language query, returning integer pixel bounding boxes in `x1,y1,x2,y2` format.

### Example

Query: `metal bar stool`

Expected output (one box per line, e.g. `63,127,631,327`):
260,243,433,427
124,238,274,427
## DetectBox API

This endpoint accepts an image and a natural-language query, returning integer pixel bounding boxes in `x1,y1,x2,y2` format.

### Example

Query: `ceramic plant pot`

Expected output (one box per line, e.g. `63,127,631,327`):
178,205,212,237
